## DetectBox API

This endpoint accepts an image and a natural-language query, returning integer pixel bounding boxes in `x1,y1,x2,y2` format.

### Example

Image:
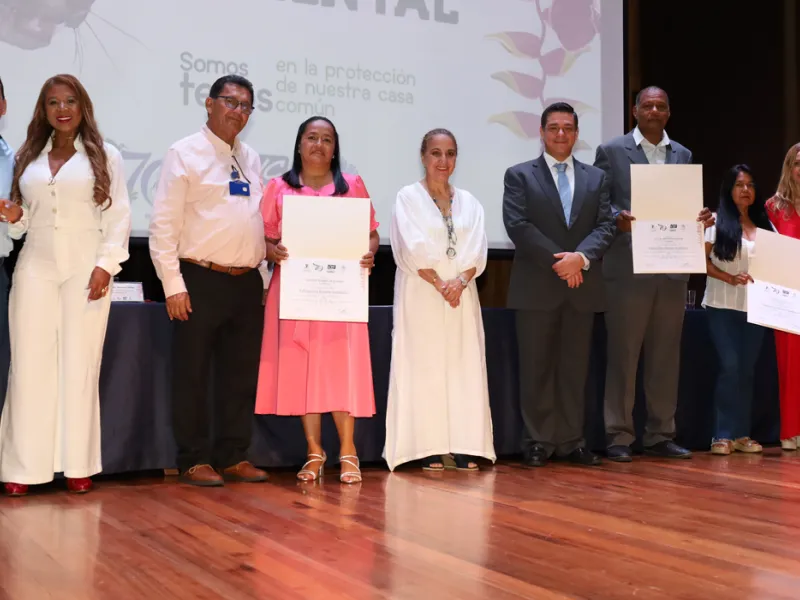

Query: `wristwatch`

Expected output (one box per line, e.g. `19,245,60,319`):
458,275,468,288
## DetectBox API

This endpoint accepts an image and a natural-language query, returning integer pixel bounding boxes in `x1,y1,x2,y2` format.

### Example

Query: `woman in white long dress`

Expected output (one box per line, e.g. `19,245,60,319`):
384,128,495,471
0,74,131,496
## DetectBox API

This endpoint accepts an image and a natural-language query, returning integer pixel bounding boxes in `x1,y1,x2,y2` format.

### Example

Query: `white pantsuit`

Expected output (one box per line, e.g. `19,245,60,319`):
0,137,130,484
384,182,496,470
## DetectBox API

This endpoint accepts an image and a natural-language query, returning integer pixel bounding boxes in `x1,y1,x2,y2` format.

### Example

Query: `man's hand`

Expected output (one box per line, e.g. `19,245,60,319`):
698,207,715,229
566,272,583,289
166,292,192,321
86,267,111,301
0,199,22,224
615,210,635,233
553,252,585,279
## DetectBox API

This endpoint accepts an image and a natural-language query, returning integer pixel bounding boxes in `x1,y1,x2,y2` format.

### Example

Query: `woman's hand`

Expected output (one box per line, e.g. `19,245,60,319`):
87,267,111,301
270,243,289,263
0,200,22,224
441,278,464,305
730,272,754,286
360,250,375,273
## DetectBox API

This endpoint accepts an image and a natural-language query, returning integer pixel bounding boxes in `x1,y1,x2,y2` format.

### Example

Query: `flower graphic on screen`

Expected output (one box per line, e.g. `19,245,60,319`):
0,0,145,68
486,0,600,144
0,0,95,49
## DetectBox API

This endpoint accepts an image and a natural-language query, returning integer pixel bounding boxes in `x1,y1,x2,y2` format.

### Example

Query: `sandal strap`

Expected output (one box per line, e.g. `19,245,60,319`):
297,453,326,480
339,455,362,482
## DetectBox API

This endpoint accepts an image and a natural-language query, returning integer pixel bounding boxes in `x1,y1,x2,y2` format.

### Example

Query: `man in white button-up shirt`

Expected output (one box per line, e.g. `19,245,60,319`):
149,75,268,487
594,86,713,462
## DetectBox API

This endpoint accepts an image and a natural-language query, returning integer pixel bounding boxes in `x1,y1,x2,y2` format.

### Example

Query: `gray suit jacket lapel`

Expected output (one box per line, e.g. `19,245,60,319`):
532,156,568,227
665,144,678,164
569,160,588,228
623,132,649,165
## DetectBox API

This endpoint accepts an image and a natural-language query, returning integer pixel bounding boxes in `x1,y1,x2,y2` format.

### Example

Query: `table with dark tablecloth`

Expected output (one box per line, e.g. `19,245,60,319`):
0,304,781,473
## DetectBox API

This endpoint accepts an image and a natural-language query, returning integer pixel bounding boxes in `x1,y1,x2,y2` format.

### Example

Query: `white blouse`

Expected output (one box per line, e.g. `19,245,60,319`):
10,135,131,276
702,222,755,312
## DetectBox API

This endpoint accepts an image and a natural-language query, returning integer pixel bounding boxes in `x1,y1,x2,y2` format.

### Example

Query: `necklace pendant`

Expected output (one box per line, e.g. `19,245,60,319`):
447,247,457,259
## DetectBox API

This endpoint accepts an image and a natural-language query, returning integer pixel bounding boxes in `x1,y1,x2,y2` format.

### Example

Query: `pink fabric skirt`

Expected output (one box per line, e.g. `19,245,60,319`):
254,266,376,417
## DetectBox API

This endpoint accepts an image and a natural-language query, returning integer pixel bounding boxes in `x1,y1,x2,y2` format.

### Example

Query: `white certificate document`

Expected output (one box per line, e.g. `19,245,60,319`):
747,280,800,335
630,164,706,274
631,220,706,273
747,229,800,334
280,195,371,322
279,259,368,322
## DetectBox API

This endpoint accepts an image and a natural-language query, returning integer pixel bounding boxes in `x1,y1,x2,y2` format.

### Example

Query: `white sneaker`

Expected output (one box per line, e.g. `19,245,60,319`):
781,438,797,451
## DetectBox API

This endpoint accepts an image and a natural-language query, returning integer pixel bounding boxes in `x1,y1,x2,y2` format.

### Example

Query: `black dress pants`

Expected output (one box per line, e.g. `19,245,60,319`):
171,261,264,472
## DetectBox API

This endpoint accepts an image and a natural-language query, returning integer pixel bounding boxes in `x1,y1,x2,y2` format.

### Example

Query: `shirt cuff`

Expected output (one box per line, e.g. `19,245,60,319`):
163,275,188,298
577,252,590,271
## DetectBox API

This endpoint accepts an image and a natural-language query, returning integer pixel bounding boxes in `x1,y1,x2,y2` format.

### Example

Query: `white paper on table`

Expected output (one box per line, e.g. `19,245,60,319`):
631,220,706,274
110,282,144,302
630,164,703,220
746,229,800,333
279,195,371,322
279,258,368,323
747,279,800,335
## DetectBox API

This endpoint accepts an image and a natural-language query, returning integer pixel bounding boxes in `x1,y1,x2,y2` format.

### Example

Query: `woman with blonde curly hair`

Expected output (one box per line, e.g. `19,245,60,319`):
0,74,131,496
766,142,800,451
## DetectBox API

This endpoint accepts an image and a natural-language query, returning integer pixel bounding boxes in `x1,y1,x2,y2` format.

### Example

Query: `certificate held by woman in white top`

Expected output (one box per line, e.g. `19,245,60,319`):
0,74,131,496
384,129,496,472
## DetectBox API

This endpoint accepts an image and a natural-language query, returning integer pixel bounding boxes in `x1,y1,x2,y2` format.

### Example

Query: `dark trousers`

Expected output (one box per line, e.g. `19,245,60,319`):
516,305,595,457
603,276,686,447
706,306,765,441
172,262,264,472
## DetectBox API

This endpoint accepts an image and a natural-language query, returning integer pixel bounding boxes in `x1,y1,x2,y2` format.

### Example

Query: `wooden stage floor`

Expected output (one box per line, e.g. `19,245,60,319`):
1,451,800,600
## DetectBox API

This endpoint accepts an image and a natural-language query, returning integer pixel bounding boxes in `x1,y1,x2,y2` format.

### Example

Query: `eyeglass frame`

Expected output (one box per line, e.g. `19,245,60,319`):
214,95,254,115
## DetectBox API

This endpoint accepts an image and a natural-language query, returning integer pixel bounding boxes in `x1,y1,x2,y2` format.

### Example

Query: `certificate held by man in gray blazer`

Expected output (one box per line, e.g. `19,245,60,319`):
594,86,712,462
503,102,614,468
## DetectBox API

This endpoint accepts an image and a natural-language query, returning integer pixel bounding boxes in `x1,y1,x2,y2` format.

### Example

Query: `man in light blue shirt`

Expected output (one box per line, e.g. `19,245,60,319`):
0,75,14,395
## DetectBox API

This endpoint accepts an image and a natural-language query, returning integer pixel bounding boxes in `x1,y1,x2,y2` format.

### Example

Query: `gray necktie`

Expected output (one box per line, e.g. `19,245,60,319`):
555,162,571,224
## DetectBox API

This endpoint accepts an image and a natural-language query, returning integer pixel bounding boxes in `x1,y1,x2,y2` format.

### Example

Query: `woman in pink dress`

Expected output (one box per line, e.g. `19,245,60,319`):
256,116,379,483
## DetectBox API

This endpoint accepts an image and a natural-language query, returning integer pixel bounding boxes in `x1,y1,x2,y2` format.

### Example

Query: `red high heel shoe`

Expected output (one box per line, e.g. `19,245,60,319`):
66,478,92,494
4,483,28,496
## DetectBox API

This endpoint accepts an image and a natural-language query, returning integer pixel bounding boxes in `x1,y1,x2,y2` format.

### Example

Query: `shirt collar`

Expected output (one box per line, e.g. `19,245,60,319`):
0,135,11,158
543,152,574,170
43,132,87,154
633,126,670,148
202,124,241,156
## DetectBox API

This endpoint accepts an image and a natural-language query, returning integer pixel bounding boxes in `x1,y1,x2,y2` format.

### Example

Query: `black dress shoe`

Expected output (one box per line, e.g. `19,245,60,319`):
644,440,692,459
607,445,633,462
566,447,602,466
523,443,548,467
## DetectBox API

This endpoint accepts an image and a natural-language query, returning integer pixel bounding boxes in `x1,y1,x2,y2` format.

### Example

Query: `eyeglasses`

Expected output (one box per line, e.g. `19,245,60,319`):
215,95,253,115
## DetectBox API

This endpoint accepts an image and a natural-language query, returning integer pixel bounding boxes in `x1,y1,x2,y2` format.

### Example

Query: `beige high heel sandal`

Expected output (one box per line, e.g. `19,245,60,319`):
339,455,362,484
297,453,326,481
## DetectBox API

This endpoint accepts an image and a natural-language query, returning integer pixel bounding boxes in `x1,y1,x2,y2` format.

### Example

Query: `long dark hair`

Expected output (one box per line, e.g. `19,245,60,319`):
282,116,349,196
12,74,110,209
712,164,772,261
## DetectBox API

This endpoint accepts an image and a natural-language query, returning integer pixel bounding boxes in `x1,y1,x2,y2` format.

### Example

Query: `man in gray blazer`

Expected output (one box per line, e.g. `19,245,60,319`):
594,86,712,462
504,102,614,467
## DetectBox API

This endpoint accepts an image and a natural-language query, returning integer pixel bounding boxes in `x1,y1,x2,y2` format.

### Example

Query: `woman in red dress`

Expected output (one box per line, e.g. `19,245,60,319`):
766,142,800,450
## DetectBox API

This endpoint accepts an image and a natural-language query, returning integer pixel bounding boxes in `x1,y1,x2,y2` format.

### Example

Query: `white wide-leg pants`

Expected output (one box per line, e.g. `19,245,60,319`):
0,228,112,484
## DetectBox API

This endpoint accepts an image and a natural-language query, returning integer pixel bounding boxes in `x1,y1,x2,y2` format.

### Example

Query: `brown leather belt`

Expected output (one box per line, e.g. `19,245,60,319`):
181,258,254,276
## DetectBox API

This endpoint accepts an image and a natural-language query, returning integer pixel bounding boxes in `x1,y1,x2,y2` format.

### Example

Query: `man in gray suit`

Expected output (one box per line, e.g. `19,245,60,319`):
504,102,614,467
595,86,712,462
